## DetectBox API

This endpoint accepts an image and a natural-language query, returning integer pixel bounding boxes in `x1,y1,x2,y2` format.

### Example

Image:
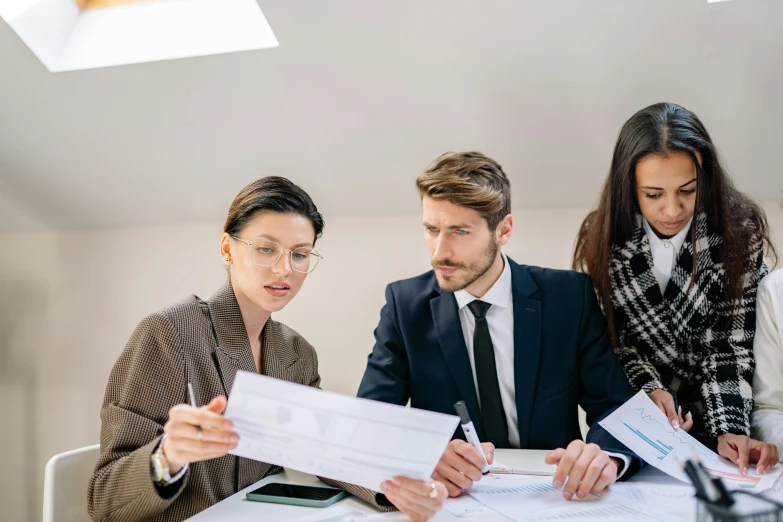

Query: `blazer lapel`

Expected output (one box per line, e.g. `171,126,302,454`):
261,319,302,385
509,262,543,449
206,283,257,397
430,289,484,439
206,282,268,490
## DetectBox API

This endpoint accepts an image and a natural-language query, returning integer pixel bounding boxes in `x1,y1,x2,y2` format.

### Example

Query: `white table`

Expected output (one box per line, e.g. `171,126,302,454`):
187,449,783,521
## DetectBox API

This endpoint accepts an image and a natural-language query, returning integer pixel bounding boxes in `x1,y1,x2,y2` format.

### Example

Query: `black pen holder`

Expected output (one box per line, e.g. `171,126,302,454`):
697,491,783,522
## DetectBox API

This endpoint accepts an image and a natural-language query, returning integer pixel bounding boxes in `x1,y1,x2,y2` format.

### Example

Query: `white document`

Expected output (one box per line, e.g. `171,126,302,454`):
465,475,700,521
442,494,495,518
466,475,612,521
599,391,783,492
224,371,460,492
290,504,408,522
488,449,556,476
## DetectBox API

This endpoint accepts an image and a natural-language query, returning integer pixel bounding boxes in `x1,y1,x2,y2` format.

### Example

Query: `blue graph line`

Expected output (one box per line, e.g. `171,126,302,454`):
631,407,721,464
623,422,671,460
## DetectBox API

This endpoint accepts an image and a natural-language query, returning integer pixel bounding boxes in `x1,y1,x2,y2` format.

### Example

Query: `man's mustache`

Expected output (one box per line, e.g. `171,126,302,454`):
432,261,467,269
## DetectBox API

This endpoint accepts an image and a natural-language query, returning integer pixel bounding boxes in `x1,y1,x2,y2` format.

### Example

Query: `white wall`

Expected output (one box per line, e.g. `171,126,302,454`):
0,201,780,522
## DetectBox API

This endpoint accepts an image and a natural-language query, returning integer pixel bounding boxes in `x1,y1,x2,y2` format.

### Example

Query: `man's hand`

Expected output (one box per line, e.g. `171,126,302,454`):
431,440,495,497
545,441,618,500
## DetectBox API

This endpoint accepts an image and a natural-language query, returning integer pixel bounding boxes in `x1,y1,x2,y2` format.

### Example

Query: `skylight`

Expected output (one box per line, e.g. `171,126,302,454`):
0,0,278,72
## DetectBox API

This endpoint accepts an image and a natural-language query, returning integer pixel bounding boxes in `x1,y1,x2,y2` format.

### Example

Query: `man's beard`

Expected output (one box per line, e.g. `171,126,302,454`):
432,237,498,292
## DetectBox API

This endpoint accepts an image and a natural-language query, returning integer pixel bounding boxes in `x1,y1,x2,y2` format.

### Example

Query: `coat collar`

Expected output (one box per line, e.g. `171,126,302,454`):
205,281,300,489
206,281,299,377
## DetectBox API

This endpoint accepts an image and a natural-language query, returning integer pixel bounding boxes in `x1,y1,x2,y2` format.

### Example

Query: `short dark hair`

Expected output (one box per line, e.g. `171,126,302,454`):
224,176,324,243
415,151,511,231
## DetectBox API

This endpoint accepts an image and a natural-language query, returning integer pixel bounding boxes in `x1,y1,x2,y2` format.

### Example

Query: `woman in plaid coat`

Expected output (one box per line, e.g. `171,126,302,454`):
573,103,779,475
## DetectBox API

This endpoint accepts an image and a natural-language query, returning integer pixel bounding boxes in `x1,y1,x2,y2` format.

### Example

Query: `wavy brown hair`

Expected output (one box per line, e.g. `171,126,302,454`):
572,103,776,343
416,151,511,231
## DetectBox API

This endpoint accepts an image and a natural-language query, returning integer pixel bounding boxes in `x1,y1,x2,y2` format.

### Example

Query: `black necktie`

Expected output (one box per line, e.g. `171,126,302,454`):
467,300,510,448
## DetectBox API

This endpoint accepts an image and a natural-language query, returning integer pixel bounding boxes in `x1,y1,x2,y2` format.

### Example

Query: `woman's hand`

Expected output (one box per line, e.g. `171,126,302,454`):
380,477,448,521
717,434,779,475
162,396,239,474
649,389,693,431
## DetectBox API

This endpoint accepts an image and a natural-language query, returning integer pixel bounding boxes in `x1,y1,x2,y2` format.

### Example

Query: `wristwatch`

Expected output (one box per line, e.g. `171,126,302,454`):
150,434,174,486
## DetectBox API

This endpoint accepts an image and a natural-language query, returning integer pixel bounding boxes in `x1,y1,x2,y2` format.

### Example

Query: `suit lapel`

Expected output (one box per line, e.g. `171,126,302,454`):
509,262,543,449
261,320,302,385
207,283,257,397
430,290,484,439
207,283,288,490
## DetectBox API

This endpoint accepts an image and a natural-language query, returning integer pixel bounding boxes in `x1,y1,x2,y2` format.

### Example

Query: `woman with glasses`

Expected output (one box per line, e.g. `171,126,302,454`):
573,103,779,475
88,177,447,522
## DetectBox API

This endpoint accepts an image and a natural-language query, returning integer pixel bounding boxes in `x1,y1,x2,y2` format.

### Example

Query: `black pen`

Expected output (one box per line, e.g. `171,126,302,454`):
693,456,734,508
681,460,708,500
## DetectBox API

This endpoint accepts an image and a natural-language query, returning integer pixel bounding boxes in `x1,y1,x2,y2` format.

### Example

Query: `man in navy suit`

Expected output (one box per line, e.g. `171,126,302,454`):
359,152,641,503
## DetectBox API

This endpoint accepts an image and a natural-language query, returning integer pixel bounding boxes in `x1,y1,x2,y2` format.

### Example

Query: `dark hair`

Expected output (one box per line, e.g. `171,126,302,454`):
415,151,511,230
224,176,324,243
573,102,776,341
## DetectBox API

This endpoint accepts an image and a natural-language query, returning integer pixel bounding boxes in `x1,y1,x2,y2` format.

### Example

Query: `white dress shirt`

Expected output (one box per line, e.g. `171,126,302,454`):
643,217,693,294
751,270,783,461
453,254,631,476
455,253,519,447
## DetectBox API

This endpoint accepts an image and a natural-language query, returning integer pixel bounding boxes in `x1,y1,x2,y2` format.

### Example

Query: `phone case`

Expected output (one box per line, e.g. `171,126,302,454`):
245,488,347,508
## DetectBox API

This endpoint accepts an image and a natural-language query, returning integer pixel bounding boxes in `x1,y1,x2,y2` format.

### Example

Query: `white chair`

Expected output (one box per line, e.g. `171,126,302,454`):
43,444,100,522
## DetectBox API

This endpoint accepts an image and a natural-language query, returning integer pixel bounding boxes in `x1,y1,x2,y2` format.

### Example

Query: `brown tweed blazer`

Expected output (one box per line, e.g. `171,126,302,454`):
87,282,324,522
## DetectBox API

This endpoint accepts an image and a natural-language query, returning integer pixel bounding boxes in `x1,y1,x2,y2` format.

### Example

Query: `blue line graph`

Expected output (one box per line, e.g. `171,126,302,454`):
623,422,673,460
628,406,722,464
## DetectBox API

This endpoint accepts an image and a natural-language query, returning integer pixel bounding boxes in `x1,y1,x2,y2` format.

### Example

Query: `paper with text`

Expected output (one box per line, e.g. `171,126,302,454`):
224,371,460,492
599,391,783,492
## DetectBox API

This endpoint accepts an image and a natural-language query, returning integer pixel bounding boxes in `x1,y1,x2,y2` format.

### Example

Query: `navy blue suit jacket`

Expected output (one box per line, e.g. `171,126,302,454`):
358,258,641,477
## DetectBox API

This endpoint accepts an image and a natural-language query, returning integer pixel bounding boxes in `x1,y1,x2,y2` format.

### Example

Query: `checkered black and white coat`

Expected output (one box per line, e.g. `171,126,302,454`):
609,213,767,444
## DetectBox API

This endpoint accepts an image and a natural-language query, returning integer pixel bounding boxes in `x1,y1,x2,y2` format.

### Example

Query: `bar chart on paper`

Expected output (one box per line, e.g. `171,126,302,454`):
599,391,783,492
621,422,674,461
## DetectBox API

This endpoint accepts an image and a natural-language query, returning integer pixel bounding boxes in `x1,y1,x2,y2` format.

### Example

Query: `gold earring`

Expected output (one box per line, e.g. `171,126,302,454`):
225,255,230,262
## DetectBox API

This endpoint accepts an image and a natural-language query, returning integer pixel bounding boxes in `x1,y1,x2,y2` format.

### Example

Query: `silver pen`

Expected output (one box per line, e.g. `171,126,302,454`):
188,382,202,438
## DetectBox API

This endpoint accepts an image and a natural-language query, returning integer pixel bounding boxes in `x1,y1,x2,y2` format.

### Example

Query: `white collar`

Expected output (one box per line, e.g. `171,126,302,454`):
454,253,512,310
643,217,693,253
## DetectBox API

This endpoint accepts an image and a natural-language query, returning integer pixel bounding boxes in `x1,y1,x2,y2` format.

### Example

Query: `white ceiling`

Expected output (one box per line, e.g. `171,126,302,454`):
1,0,782,233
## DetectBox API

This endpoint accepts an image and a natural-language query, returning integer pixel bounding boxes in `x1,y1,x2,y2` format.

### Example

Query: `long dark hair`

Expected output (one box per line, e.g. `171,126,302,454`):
573,102,776,342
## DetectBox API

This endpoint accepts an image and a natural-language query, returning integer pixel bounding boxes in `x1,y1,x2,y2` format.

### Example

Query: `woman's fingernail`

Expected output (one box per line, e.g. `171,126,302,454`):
673,421,679,430
553,480,562,489
743,467,748,476
391,478,401,486
380,482,390,492
577,491,585,498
